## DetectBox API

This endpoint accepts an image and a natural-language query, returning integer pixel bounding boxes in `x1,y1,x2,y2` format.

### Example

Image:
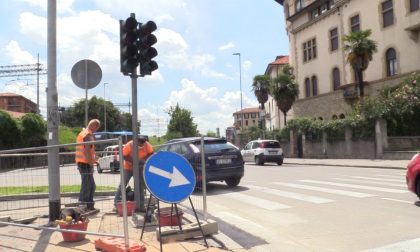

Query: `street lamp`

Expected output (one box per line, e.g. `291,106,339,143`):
103,82,108,132
232,52,244,132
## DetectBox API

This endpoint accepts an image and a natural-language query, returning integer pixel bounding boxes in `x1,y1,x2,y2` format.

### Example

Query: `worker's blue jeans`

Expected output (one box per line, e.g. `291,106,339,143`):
114,169,133,206
77,163,96,209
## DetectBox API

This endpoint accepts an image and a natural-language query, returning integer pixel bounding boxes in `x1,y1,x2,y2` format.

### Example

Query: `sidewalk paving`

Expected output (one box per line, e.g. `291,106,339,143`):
284,158,411,170
0,157,413,251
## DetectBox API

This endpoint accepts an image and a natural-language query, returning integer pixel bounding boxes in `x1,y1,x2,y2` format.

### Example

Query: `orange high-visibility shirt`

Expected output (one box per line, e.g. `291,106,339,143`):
123,140,154,171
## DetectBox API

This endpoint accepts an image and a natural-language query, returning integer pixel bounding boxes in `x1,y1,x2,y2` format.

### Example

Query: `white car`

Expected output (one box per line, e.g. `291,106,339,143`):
97,145,121,173
241,140,284,166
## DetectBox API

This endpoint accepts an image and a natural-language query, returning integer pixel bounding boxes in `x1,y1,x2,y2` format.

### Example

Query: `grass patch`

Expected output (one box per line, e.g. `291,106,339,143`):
0,185,116,195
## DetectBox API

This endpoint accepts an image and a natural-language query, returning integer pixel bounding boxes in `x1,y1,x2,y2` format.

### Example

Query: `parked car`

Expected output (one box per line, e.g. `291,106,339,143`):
158,137,244,187
97,145,120,173
406,152,420,198
241,139,284,165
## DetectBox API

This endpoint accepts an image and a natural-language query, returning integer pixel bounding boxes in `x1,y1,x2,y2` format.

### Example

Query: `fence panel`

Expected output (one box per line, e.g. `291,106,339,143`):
0,139,134,241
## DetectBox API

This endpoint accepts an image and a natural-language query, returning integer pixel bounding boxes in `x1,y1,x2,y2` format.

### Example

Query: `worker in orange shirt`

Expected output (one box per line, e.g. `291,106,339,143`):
75,119,100,211
114,136,154,209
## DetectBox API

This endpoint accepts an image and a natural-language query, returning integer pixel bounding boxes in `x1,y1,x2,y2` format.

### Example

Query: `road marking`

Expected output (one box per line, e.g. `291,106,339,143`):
350,176,403,183
381,198,414,204
213,211,265,229
245,184,334,204
333,178,406,187
359,237,420,252
376,174,405,178
271,182,375,198
300,180,407,193
223,192,291,210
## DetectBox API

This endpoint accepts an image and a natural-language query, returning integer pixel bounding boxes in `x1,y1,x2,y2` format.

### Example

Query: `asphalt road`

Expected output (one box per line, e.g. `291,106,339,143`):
203,162,420,251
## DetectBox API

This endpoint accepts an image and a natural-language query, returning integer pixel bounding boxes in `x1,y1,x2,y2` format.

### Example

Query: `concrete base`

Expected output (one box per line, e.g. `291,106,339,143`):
156,219,218,242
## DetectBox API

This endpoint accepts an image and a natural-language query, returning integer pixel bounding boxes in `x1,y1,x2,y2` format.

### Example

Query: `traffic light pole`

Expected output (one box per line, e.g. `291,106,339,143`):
131,74,145,210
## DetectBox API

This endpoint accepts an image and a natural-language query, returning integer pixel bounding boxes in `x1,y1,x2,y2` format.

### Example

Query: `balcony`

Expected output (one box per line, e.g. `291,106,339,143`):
405,10,420,42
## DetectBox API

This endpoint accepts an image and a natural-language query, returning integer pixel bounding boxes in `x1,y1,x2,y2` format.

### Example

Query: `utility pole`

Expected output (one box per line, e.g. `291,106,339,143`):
0,62,47,113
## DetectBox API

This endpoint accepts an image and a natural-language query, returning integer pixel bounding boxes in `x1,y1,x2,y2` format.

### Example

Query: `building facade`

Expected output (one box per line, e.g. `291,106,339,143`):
264,55,296,130
0,93,37,114
275,0,420,120
233,107,261,131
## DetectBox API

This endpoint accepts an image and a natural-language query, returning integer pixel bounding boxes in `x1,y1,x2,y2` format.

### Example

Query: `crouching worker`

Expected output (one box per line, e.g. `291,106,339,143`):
113,136,154,211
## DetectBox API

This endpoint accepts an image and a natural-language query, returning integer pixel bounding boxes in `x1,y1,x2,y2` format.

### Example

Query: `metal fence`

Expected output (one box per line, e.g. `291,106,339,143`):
0,138,132,244
0,136,208,247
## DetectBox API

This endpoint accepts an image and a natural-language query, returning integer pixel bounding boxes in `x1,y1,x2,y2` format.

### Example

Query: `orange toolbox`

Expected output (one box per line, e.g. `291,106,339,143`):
94,237,146,252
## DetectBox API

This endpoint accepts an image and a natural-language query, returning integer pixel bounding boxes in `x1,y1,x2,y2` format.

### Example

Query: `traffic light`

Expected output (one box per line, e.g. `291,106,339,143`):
120,16,139,75
138,21,158,75
258,120,263,129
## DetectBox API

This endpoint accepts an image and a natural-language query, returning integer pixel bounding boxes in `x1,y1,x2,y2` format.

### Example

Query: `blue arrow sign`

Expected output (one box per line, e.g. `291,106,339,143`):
144,151,196,203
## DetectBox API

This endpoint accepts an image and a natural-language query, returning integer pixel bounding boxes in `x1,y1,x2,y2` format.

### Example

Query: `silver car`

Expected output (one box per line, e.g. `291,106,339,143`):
97,145,120,173
241,140,284,166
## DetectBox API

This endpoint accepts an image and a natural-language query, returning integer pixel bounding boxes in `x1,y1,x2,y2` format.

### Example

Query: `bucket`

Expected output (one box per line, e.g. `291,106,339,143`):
156,207,183,226
59,220,89,242
117,201,136,217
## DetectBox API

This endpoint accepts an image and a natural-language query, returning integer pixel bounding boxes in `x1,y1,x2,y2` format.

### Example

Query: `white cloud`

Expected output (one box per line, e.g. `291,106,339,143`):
160,78,257,135
201,67,233,80
18,0,75,14
5,40,36,64
155,28,216,72
218,42,235,51
243,60,252,71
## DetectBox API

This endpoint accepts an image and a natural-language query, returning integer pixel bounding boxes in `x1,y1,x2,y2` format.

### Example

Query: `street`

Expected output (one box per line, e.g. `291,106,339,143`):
204,162,419,251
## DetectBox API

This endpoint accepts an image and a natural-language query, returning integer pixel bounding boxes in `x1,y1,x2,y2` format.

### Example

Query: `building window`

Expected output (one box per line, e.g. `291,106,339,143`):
350,15,360,32
295,0,304,12
245,120,249,126
386,48,397,76
305,78,311,97
332,67,341,90
330,28,338,51
310,0,336,19
311,76,318,96
410,0,419,12
382,0,394,27
303,38,317,62
251,113,256,118
244,114,249,119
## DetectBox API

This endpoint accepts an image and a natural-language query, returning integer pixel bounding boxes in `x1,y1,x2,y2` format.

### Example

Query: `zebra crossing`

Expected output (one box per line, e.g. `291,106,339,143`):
209,172,409,211
206,171,414,251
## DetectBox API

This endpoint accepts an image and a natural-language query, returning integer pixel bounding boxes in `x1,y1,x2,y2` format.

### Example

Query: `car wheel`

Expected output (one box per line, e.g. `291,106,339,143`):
277,159,283,166
255,156,264,165
225,177,241,187
97,164,103,173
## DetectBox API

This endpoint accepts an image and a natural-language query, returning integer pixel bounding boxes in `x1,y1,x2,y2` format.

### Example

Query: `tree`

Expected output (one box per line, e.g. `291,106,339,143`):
20,113,47,147
270,64,299,126
60,96,131,131
343,29,377,98
166,104,198,139
0,110,21,149
252,75,270,109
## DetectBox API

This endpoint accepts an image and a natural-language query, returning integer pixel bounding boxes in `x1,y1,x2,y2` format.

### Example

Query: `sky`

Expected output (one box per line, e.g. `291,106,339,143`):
0,0,288,137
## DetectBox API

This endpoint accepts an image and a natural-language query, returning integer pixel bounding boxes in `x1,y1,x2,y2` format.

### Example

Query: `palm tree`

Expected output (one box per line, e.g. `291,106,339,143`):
343,29,377,98
271,64,299,126
252,75,271,109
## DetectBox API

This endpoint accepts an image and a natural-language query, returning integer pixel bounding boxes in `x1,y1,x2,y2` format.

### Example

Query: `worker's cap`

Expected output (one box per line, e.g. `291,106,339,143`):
138,136,147,144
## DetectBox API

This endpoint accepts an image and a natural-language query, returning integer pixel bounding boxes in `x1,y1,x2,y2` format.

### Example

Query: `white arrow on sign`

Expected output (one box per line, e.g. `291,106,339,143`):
149,165,191,187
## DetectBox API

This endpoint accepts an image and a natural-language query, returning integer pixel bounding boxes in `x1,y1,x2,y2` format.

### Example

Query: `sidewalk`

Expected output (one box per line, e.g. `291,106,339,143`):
284,157,411,170
0,209,232,252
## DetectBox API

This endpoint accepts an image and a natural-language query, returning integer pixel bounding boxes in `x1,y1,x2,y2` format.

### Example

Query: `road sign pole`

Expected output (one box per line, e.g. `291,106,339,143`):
84,60,88,126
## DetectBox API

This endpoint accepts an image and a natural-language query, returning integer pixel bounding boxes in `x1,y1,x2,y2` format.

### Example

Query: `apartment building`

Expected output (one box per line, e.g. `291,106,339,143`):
0,93,37,114
233,107,261,131
274,0,420,120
